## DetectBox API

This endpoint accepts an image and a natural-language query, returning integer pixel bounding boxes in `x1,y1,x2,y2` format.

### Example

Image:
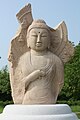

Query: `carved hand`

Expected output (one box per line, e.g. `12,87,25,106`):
22,70,46,89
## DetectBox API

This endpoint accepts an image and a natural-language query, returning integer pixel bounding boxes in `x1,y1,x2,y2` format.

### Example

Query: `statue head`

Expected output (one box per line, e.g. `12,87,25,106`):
27,19,51,51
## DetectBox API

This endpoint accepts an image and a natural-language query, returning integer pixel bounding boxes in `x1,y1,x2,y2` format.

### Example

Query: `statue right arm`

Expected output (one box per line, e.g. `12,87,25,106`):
22,70,45,88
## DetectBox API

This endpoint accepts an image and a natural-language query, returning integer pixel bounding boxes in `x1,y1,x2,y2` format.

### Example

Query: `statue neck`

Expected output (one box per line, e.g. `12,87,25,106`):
30,49,47,56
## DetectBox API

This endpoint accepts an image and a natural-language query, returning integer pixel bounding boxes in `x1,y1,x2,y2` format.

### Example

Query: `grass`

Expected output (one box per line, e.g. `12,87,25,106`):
71,106,80,119
0,105,80,119
0,106,4,113
71,106,80,112
76,113,80,119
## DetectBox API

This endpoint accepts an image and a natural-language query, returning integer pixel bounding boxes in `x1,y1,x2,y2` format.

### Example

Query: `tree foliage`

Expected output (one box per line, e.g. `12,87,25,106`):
59,43,80,100
0,65,12,101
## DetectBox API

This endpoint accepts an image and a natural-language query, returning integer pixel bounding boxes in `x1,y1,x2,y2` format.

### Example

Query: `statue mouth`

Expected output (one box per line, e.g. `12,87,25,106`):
36,42,42,47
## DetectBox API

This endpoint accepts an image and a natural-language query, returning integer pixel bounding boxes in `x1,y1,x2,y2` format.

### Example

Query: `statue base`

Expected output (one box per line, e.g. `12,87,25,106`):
0,104,78,120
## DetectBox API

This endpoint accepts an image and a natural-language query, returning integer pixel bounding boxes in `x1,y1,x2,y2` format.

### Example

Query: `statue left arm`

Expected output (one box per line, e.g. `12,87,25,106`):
52,56,64,102
56,58,64,92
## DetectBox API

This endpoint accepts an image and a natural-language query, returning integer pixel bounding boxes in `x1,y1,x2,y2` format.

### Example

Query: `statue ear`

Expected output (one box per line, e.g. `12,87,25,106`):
26,31,31,48
27,43,30,48
27,37,31,48
48,41,51,49
27,41,30,48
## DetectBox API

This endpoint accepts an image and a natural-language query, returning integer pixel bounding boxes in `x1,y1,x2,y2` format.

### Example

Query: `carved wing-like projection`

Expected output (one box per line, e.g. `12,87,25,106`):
50,21,74,63
8,3,33,67
8,4,33,103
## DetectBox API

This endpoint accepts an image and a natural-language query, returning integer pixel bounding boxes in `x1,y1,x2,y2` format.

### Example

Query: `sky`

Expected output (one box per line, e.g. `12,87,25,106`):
0,0,80,69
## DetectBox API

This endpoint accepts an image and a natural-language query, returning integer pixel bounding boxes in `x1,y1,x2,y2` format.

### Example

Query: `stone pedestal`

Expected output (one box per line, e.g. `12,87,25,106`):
0,104,78,120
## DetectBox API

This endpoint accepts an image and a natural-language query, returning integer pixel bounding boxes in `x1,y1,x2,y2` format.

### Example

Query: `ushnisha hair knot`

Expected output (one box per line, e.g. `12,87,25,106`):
27,19,51,33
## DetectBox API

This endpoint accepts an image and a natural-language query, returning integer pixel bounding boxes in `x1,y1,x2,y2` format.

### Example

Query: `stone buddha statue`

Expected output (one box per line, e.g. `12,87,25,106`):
8,4,74,104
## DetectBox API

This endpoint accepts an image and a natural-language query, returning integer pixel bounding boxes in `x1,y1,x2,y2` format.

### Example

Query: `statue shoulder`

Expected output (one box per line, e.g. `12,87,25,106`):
18,51,30,65
50,52,63,65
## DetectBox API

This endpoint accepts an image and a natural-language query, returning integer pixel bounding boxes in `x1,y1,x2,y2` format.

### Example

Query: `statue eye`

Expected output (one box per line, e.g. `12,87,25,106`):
32,34,38,37
41,35,47,37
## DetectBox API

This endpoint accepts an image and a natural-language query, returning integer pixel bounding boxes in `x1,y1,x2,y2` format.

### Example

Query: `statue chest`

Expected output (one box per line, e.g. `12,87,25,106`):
30,55,48,69
22,52,55,77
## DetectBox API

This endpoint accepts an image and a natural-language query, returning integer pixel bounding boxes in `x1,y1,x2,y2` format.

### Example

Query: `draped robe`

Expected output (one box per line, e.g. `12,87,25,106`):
13,51,64,104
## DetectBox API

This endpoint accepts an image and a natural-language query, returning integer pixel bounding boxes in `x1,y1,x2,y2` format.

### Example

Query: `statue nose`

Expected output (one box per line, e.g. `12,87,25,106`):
37,35,41,42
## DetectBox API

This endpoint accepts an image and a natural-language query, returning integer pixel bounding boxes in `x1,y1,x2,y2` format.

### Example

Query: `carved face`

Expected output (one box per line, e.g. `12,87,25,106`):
27,28,50,51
